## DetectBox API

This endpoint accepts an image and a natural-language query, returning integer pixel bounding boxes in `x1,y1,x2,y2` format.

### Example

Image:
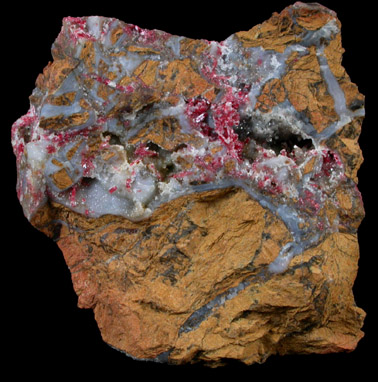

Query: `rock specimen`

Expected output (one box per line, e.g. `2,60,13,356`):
11,2,366,366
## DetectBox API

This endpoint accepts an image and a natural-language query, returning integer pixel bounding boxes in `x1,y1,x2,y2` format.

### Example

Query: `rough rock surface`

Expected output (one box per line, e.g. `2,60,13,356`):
11,2,365,366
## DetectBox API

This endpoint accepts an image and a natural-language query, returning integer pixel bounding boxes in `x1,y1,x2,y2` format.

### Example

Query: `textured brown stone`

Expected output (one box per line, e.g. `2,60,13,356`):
236,9,303,52
39,111,90,130
50,168,74,190
282,46,339,132
256,78,286,113
31,187,364,365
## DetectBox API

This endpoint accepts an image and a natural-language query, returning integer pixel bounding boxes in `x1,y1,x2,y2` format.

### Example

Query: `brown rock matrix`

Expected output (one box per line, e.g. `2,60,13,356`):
11,2,365,366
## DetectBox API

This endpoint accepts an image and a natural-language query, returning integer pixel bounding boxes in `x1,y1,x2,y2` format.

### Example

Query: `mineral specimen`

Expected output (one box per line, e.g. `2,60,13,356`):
11,2,366,366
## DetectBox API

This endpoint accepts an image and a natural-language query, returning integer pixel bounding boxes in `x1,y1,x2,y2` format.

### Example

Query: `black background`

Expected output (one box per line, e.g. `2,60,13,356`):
4,0,375,377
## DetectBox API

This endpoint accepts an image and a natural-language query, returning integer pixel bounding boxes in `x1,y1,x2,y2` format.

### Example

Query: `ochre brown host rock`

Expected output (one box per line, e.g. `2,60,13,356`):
12,2,366,366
